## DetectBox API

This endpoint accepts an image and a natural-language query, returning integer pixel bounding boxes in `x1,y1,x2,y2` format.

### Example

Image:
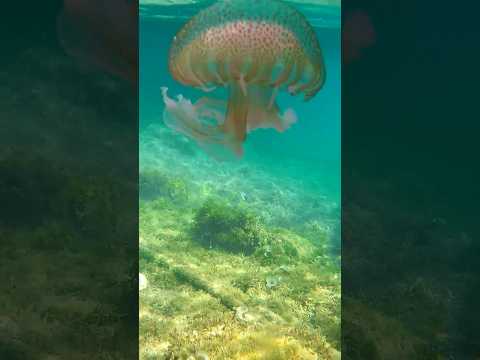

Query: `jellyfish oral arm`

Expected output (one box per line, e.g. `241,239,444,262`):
161,84,297,158
221,83,298,153
243,85,297,133
221,83,249,156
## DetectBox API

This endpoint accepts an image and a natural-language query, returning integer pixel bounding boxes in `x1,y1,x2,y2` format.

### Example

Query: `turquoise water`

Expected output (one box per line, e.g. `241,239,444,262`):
140,4,340,215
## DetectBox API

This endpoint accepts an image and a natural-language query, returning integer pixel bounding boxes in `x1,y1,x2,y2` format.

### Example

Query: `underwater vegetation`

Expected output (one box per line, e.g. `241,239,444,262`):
141,124,339,233
192,198,265,254
138,132,476,359
140,173,341,359
1,40,137,359
341,171,479,359
0,151,137,360
161,0,326,157
191,198,320,263
0,151,64,227
140,168,189,203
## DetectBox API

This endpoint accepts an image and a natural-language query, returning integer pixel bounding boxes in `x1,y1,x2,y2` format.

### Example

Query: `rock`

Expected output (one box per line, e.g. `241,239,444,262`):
139,273,148,291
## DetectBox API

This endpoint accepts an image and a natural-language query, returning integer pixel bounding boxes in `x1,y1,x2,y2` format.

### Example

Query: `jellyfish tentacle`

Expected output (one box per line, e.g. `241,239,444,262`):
268,86,279,110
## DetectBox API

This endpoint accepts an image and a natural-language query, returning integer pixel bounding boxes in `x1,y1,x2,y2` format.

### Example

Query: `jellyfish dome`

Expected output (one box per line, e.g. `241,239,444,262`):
161,0,325,157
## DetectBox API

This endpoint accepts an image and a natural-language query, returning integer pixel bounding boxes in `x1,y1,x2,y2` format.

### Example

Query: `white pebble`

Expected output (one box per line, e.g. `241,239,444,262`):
139,273,148,291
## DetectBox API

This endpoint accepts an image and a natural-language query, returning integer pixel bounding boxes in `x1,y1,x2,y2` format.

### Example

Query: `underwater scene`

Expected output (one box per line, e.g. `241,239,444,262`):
139,0,341,359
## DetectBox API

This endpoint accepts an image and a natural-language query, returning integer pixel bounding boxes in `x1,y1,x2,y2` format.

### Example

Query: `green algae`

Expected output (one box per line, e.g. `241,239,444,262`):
192,198,266,255
0,152,136,359
139,171,341,359
140,168,189,203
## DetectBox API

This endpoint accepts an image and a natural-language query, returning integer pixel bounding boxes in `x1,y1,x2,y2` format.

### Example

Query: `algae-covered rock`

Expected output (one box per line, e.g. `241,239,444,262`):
191,198,317,261
192,198,267,255
140,168,188,202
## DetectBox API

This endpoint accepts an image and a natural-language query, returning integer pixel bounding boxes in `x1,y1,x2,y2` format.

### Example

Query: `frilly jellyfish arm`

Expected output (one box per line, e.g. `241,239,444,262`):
161,87,238,154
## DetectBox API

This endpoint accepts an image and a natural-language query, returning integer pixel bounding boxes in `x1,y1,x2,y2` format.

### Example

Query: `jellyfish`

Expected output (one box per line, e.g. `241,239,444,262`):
161,0,326,157
57,0,138,84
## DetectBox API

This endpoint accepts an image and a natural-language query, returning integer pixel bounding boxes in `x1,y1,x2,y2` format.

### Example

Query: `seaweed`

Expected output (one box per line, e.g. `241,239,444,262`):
140,187,341,359
140,169,188,203
0,150,64,227
191,198,266,255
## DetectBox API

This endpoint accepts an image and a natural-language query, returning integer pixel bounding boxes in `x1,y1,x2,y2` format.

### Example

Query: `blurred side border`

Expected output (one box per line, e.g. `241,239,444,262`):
0,1,139,359
342,0,480,358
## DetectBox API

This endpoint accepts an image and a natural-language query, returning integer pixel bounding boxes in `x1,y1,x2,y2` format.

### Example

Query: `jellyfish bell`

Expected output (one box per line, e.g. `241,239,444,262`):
162,0,326,158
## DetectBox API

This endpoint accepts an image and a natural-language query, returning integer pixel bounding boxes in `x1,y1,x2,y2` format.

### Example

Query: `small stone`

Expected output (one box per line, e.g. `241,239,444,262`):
196,351,209,360
235,306,254,323
139,273,148,291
